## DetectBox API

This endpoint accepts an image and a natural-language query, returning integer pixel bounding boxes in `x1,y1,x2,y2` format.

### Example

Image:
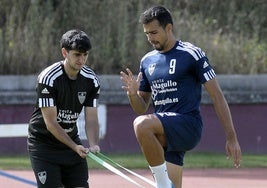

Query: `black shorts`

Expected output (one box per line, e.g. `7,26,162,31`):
29,149,89,188
155,112,203,166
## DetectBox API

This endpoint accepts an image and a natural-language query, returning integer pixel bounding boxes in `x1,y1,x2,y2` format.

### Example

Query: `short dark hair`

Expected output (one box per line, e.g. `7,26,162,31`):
60,29,92,52
139,6,173,28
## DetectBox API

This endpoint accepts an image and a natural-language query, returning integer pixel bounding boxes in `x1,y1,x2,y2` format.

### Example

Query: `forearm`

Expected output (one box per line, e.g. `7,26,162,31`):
128,93,149,115
47,122,78,150
213,95,237,140
205,79,238,140
85,121,99,146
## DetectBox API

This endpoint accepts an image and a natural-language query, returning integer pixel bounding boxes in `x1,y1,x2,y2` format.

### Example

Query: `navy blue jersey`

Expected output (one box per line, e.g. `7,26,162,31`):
28,61,100,151
139,40,216,115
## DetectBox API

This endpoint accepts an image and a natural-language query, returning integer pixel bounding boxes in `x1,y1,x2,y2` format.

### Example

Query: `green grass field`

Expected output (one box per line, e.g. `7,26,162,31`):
0,152,266,170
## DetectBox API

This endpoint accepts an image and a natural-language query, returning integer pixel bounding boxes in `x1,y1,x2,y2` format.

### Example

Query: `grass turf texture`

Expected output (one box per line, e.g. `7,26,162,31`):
0,152,266,170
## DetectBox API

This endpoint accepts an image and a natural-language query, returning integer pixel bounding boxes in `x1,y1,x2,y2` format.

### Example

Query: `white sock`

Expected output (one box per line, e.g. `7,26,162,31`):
149,162,172,188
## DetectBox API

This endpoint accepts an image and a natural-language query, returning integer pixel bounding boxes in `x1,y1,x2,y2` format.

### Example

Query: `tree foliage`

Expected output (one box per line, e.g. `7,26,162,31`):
0,0,266,75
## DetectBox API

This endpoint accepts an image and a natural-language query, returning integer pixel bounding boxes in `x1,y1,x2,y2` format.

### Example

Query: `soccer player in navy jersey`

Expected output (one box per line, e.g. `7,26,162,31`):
120,6,241,188
28,29,100,187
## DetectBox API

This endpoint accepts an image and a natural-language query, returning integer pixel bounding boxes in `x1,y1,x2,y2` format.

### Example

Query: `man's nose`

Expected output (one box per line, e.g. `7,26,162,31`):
147,34,154,41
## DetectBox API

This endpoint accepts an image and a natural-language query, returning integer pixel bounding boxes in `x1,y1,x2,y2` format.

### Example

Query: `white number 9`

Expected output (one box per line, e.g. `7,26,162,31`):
169,59,176,74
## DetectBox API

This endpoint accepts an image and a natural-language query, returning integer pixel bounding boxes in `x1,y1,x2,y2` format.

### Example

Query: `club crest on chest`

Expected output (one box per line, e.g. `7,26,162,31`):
78,92,87,104
148,63,156,75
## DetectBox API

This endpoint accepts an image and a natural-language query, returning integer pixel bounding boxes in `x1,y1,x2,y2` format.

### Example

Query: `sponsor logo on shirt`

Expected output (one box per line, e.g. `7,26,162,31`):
64,127,74,133
57,110,79,124
150,79,179,105
152,80,177,90
154,97,179,106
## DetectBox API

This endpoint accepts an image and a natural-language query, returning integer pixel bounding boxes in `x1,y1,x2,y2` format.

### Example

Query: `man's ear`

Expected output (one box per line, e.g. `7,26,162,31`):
61,48,68,58
166,23,173,33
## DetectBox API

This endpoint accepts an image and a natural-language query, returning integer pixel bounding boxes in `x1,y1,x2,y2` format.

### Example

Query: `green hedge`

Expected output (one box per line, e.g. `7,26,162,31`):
0,0,266,74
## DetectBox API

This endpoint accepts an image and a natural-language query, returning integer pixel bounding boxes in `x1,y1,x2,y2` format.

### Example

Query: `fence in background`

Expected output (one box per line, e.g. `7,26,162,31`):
1,75,267,154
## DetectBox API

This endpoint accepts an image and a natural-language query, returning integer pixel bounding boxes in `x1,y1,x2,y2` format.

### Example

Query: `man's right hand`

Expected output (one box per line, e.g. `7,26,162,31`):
120,68,142,96
75,145,89,158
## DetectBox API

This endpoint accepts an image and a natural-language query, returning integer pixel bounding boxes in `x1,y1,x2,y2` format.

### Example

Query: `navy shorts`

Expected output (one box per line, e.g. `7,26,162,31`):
29,150,89,188
155,112,203,166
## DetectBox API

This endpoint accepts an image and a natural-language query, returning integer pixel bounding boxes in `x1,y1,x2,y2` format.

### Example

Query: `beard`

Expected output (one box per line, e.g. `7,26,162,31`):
151,42,164,51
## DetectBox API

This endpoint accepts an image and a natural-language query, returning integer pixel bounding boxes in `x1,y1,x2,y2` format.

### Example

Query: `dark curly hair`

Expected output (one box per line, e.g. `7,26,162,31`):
60,29,91,53
139,6,173,28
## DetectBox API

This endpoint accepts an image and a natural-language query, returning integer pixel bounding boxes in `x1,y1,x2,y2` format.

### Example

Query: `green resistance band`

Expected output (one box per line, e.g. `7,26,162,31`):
87,152,156,187
96,152,156,187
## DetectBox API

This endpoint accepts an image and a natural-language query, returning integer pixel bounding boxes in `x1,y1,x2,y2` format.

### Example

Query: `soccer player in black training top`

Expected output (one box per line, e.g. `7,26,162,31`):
28,29,100,188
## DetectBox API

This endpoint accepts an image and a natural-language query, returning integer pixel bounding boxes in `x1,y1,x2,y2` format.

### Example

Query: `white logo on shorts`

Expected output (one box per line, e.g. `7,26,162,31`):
38,171,47,184
158,112,176,117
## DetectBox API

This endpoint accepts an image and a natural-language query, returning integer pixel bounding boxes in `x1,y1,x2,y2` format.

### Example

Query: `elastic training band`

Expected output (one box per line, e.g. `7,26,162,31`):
97,152,156,187
0,170,37,186
88,152,156,187
87,152,144,187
